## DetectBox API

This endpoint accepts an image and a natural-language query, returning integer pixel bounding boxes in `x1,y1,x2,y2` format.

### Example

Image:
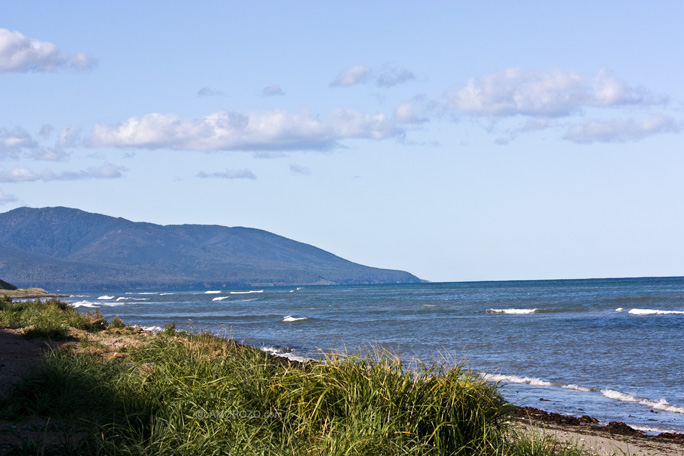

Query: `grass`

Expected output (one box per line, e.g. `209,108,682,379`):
0,296,106,339
0,298,601,455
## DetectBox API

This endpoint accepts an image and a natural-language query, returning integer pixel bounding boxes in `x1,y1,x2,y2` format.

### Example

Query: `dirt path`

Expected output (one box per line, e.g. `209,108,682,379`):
0,328,62,396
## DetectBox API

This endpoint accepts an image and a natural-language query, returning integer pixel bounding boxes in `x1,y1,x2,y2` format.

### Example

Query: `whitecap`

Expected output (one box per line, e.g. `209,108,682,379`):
212,296,229,301
628,308,684,316
615,307,624,312
261,346,307,363
486,308,538,315
70,300,99,308
283,315,308,322
98,295,115,300
562,384,593,392
230,290,264,295
481,373,553,386
205,290,221,294
600,389,684,414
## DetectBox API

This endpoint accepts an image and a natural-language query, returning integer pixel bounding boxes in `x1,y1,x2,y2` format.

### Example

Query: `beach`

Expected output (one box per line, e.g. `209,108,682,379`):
63,278,684,435
1,319,684,455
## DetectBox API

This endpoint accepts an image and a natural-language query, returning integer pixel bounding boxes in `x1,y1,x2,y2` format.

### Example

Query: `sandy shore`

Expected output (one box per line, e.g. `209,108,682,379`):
1,326,683,455
512,407,684,455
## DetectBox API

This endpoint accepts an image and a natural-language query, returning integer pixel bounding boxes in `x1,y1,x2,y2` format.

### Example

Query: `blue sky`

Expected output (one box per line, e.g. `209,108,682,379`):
1,1,682,282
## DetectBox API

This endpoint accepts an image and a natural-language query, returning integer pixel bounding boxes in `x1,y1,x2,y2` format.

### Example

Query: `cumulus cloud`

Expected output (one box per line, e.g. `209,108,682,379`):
0,189,17,204
446,67,664,117
289,164,311,176
0,28,95,72
330,65,373,87
376,65,416,88
1,126,79,161
0,163,125,183
262,85,284,96
196,169,256,180
394,96,439,124
330,64,415,88
89,109,400,152
0,127,37,158
564,115,682,144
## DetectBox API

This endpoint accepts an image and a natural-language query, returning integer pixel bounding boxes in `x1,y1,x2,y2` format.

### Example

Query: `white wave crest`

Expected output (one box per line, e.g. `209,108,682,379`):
261,346,307,363
562,384,592,392
212,296,229,301
230,290,264,295
70,300,99,308
481,373,553,386
98,295,114,300
160,293,174,296
283,315,308,322
205,290,221,294
487,308,538,314
615,307,624,312
628,308,684,316
600,389,684,414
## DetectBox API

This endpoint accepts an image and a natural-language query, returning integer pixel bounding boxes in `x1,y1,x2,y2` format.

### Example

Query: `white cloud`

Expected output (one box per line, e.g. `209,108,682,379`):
564,115,682,144
394,96,437,124
197,169,256,180
330,65,372,87
0,127,37,157
0,28,95,72
262,85,284,96
0,189,17,204
330,64,415,88
25,147,70,161
289,164,311,176
1,126,78,161
446,68,664,117
0,163,125,182
89,109,399,151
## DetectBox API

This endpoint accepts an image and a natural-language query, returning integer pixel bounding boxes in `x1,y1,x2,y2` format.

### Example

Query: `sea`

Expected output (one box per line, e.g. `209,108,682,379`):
63,276,684,434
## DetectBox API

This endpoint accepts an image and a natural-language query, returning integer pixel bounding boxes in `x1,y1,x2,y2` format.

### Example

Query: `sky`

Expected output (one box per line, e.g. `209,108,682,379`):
1,1,683,283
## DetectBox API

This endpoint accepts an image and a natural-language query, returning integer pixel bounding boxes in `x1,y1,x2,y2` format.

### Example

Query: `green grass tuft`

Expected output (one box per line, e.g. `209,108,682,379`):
1,300,601,455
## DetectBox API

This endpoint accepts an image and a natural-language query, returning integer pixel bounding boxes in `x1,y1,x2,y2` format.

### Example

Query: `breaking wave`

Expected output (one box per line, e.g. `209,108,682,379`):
600,389,684,414
486,308,538,315
283,315,309,322
212,296,229,301
230,290,264,295
628,308,684,316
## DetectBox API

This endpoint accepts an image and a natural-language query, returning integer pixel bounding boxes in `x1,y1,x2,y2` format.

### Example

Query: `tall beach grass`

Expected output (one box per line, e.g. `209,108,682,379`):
0,298,599,455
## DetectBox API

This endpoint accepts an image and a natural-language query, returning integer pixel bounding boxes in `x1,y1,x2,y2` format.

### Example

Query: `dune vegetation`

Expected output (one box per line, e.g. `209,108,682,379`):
0,297,592,455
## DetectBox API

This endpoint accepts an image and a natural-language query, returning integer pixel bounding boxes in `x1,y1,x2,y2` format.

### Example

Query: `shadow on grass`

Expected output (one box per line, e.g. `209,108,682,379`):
2,349,152,454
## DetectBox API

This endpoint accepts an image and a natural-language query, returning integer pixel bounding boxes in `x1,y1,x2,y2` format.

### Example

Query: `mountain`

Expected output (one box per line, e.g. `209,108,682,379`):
0,207,420,290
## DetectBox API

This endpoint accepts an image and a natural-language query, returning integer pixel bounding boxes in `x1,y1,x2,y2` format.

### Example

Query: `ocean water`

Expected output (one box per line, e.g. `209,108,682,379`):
65,277,684,434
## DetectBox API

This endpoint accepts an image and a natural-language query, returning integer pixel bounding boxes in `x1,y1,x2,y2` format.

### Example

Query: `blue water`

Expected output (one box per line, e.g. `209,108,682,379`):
64,277,684,434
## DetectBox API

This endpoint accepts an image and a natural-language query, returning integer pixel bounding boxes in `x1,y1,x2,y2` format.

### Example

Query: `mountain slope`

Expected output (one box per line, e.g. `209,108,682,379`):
0,207,420,290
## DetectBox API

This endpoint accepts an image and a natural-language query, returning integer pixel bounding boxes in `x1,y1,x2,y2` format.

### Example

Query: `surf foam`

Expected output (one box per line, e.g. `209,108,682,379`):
486,308,538,314
600,389,684,414
283,315,308,322
628,308,684,316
